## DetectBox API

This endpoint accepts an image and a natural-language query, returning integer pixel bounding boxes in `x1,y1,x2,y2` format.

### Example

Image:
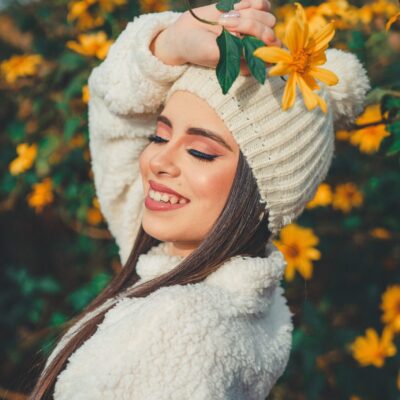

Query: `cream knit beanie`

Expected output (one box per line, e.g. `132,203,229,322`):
165,48,370,237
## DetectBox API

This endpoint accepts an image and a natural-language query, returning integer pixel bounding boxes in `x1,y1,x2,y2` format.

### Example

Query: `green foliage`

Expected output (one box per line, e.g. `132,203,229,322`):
216,28,243,94
215,29,267,93
242,35,266,85
67,272,112,312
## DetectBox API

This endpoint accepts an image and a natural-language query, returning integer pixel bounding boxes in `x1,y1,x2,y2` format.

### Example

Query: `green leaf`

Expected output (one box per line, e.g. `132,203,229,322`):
386,122,400,156
381,95,400,119
216,0,241,12
7,121,26,143
386,136,400,156
388,120,400,135
64,117,81,141
58,51,86,72
343,215,361,230
242,35,266,85
67,272,112,312
49,311,69,327
216,28,243,95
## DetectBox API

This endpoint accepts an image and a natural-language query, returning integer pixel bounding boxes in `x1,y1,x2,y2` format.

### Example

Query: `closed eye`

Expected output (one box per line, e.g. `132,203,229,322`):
147,134,219,163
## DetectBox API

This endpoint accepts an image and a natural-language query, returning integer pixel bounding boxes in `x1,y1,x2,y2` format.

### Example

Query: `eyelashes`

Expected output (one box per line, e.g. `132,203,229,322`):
147,134,218,163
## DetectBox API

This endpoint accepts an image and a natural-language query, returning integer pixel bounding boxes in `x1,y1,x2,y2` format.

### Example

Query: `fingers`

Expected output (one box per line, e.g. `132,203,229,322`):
219,9,278,45
239,59,251,76
234,0,271,12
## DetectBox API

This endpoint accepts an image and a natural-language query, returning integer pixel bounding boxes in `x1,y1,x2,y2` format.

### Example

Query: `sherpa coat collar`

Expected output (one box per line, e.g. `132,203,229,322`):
136,241,287,315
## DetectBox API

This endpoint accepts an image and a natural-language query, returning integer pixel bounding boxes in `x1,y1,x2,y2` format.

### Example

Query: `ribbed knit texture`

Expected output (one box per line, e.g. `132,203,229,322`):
165,49,370,236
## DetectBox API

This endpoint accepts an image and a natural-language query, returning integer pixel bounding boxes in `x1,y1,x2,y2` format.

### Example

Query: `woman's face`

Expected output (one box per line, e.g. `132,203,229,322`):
139,90,240,258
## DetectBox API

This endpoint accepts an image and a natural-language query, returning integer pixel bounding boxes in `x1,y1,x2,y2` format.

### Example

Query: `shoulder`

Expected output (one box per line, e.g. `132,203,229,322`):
134,283,234,338
110,285,248,398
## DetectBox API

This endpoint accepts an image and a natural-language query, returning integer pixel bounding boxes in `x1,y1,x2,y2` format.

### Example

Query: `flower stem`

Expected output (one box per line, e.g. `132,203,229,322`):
184,0,219,26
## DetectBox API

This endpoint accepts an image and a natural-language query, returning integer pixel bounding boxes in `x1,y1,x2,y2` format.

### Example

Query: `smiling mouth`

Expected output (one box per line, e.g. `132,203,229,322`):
145,191,190,211
148,189,189,205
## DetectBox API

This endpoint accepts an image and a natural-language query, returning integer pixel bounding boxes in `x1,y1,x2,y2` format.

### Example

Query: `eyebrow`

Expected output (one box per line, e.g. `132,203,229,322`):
156,114,233,152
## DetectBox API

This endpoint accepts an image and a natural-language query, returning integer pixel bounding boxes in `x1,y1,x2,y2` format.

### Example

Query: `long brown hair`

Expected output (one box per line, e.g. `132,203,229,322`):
29,150,272,399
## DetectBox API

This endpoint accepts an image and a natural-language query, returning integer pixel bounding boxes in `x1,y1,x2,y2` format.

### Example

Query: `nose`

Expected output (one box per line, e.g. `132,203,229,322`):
149,142,180,177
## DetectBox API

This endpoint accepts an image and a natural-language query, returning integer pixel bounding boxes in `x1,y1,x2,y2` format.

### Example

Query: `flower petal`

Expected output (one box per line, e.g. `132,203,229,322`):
310,50,327,66
294,2,307,23
386,11,400,31
309,21,336,53
303,73,320,90
297,75,318,111
285,15,308,53
268,62,291,76
310,67,339,86
253,46,291,64
282,73,297,110
294,2,310,47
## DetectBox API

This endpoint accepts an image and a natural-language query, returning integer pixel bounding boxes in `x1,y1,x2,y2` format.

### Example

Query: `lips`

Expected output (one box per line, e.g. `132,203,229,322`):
148,180,189,201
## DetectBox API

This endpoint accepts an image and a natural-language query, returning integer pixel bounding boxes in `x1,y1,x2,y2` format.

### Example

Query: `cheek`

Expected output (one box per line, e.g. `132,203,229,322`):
191,160,237,210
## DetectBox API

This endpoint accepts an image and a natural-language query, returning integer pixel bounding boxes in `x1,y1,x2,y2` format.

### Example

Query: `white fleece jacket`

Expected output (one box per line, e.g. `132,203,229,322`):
45,11,294,399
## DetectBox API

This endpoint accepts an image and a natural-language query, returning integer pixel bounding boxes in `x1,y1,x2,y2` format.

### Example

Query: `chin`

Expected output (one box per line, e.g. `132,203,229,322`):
142,218,179,242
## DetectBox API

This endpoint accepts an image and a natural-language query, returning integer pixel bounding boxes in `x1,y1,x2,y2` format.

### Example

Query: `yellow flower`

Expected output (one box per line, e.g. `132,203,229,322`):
350,326,397,368
9,143,38,175
139,0,169,13
381,285,400,333
82,84,90,103
332,182,363,213
253,2,339,113
0,54,42,84
371,0,398,18
370,227,392,240
357,5,374,25
69,133,86,148
67,0,105,30
336,130,352,141
273,223,321,282
348,105,390,154
323,1,359,31
306,183,333,209
67,0,126,30
66,31,113,60
27,177,54,213
386,12,400,31
98,0,127,13
87,196,103,224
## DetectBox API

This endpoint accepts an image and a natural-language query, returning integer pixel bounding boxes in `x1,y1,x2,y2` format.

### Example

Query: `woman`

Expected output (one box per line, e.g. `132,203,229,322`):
30,1,370,398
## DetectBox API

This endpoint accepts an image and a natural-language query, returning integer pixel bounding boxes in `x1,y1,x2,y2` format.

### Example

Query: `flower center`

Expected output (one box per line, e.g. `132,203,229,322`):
292,50,311,75
345,189,356,200
286,244,300,258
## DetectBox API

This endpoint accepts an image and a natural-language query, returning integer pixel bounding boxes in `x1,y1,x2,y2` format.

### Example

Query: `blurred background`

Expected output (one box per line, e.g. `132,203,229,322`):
0,0,399,399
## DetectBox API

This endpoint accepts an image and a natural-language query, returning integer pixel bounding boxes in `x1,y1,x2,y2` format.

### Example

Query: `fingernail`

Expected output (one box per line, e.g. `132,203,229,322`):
219,11,241,24
220,10,241,19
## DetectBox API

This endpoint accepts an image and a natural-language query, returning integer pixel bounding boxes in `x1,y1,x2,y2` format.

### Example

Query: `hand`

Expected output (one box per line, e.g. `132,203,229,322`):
152,0,281,76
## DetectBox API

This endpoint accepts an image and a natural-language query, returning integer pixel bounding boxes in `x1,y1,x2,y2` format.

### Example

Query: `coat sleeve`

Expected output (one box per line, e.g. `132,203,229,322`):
87,11,189,265
118,287,246,400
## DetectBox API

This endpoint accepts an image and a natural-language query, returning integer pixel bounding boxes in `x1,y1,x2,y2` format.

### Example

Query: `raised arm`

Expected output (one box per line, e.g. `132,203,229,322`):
88,11,189,265
88,2,280,265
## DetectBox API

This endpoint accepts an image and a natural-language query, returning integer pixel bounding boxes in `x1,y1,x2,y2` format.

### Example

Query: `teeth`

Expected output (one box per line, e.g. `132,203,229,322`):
149,189,187,205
